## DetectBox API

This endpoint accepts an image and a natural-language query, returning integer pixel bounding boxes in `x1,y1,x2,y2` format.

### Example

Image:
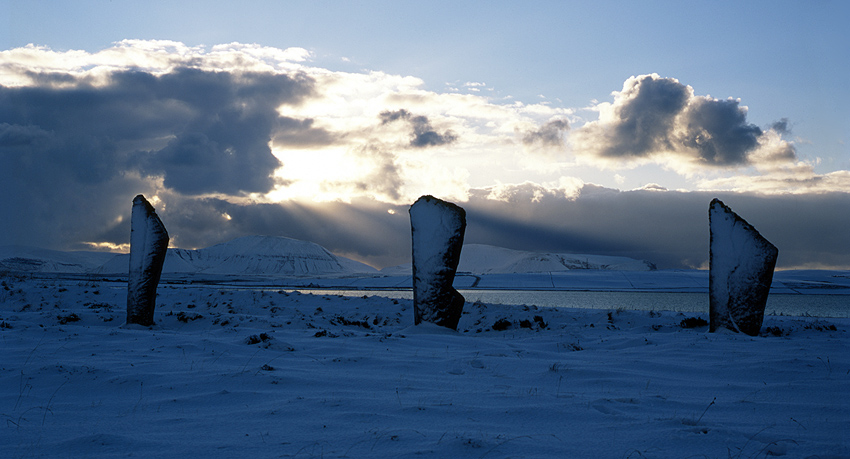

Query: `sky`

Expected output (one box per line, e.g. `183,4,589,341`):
1,0,848,269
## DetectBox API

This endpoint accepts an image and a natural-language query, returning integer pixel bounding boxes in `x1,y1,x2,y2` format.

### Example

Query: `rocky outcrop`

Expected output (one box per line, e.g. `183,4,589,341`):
409,195,466,330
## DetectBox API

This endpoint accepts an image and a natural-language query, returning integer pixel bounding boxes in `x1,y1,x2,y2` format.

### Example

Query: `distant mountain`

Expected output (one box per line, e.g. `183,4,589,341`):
459,244,655,273
382,244,655,274
0,246,117,273
97,235,378,276
2,236,377,277
2,238,655,277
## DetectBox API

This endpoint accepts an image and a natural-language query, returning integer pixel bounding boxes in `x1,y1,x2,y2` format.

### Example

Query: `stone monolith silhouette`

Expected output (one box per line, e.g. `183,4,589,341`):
410,195,466,330
709,198,778,336
127,194,169,326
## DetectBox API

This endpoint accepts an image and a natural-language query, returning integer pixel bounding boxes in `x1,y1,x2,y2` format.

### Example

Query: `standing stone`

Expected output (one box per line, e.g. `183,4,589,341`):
410,195,466,330
127,195,169,326
709,198,778,336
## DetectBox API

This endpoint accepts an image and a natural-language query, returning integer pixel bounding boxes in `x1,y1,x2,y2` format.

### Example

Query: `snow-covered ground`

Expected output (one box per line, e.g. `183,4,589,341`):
1,274,848,458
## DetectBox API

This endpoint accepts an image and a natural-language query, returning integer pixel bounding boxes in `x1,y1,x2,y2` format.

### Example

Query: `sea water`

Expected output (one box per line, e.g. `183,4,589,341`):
460,290,849,318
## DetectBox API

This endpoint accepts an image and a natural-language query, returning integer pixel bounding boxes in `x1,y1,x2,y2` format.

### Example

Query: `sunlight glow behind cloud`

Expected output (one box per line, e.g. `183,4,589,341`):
1,40,847,268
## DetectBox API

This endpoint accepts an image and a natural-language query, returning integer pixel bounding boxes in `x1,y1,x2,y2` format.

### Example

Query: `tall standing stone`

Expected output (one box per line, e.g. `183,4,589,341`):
709,198,778,336
127,194,169,326
410,195,466,330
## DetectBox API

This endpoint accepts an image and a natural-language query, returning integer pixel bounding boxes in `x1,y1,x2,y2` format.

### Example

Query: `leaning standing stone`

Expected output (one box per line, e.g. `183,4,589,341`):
127,194,169,326
409,195,466,330
709,198,778,336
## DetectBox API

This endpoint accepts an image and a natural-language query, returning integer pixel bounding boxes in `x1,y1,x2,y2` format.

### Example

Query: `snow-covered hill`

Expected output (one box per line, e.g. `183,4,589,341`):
459,244,655,273
0,246,117,273
2,238,655,277
97,235,377,276
382,244,656,274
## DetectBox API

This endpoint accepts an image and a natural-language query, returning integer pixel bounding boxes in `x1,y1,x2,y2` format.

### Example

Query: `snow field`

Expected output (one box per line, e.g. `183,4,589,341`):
1,276,848,458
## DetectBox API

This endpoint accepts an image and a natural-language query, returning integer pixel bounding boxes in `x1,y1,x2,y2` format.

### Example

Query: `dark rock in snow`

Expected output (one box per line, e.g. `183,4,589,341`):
126,195,169,326
410,195,466,330
709,198,778,336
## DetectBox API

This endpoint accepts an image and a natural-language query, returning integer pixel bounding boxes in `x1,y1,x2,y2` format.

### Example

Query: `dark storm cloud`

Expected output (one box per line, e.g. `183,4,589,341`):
379,109,458,148
0,123,51,146
522,119,570,148
0,67,317,248
598,75,690,158
679,97,762,165
131,68,314,194
379,109,411,125
577,74,792,167
462,186,850,269
1,68,315,194
88,186,850,270
462,186,704,267
272,117,338,148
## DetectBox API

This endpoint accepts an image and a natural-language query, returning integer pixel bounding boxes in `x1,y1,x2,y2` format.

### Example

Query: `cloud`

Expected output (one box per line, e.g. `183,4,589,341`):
379,109,458,148
321,143,406,202
271,117,338,148
86,184,848,270
0,122,52,147
770,118,791,135
1,41,847,270
571,74,795,170
0,44,319,249
698,169,850,194
481,177,584,203
462,183,850,270
521,118,570,149
0,41,312,86
584,75,691,159
637,183,668,191
127,68,315,195
680,96,763,165
0,67,316,196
